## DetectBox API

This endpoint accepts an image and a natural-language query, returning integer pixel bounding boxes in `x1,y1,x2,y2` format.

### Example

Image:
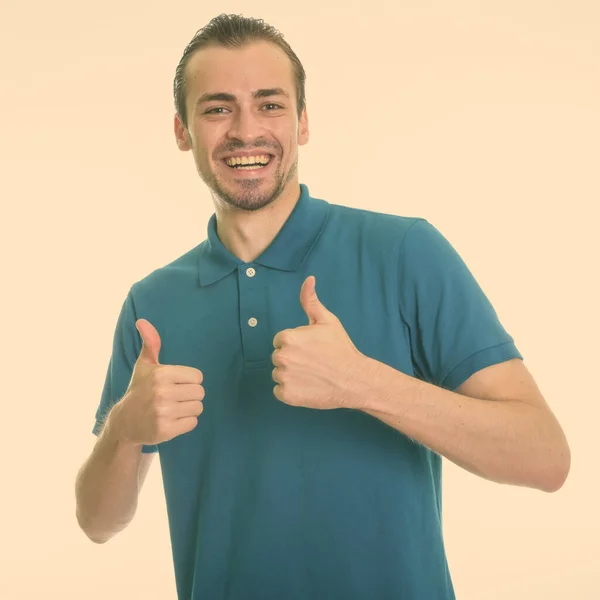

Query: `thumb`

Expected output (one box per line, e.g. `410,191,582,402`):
300,276,332,325
135,318,161,365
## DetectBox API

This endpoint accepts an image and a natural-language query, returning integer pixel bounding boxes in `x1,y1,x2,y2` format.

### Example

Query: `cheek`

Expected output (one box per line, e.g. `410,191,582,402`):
197,141,217,166
191,125,217,159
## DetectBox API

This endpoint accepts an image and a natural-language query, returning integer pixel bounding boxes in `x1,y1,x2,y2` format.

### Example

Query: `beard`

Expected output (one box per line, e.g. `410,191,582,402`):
198,153,298,213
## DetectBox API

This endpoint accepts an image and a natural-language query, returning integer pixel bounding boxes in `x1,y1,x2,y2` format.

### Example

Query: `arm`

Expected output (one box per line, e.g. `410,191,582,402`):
77,314,203,544
75,402,155,544
367,218,570,492
350,356,570,493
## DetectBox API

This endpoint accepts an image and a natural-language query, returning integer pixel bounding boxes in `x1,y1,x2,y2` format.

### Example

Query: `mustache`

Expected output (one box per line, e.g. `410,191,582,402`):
217,143,279,155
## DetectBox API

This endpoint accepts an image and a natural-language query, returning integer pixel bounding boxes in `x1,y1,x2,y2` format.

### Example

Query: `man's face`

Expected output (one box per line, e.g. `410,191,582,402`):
175,41,309,212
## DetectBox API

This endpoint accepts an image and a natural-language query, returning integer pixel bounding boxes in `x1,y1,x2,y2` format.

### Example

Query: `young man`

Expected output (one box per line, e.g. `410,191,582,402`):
75,13,570,600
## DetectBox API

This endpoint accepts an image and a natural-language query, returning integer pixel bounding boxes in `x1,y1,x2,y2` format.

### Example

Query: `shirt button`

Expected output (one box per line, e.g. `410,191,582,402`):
246,267,256,277
248,317,258,327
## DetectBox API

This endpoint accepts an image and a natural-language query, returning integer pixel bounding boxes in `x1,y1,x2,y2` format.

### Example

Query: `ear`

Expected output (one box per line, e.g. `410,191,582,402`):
298,107,309,146
174,113,192,152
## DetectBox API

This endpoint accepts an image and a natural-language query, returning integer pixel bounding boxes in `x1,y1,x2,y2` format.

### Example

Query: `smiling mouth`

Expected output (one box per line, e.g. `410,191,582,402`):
222,154,274,170
226,163,269,171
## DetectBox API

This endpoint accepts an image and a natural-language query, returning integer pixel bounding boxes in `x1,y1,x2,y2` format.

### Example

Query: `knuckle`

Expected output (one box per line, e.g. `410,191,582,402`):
154,386,169,403
150,390,164,410
150,368,161,385
153,402,168,419
185,417,198,432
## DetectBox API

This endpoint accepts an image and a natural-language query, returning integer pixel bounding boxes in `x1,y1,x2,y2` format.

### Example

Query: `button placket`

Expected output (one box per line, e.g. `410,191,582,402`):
240,264,271,364
246,266,258,327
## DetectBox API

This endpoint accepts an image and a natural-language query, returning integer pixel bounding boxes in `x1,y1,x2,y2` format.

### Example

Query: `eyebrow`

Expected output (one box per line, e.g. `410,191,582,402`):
195,87,290,107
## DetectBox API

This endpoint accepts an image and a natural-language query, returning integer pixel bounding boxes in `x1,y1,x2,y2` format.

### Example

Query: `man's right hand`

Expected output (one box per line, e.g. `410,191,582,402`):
110,318,205,446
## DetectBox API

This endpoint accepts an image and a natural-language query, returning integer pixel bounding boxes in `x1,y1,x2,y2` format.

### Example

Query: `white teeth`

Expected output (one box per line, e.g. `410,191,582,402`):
225,154,271,167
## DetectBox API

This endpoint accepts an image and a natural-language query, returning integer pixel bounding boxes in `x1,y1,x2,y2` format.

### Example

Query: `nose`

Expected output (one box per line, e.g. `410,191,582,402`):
226,107,265,143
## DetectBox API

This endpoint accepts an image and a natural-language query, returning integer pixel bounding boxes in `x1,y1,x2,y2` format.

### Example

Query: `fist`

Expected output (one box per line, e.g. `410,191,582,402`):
110,319,205,446
271,276,365,410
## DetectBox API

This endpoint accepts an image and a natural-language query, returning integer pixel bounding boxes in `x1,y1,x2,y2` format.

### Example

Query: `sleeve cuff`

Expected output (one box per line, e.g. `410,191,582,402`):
440,341,524,391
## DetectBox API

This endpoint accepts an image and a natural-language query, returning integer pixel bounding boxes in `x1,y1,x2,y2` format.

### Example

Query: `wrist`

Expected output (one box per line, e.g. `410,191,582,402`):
104,401,143,451
346,355,402,412
344,353,379,411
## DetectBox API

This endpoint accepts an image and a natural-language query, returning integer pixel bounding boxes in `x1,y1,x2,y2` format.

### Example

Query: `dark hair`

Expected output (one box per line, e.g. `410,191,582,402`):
173,13,306,129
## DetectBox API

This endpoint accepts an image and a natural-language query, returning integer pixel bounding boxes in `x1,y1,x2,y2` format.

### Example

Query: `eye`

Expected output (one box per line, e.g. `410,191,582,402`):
204,104,282,115
205,107,229,115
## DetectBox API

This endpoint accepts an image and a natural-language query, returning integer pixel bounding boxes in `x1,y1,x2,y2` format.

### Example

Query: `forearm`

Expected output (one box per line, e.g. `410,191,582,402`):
351,357,566,492
75,405,143,543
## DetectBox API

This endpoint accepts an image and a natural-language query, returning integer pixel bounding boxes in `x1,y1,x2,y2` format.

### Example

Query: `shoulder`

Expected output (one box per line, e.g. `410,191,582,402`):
130,242,205,299
395,218,464,268
326,201,425,249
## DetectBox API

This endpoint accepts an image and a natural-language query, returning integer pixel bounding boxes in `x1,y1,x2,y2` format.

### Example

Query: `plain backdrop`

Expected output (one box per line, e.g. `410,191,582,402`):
1,0,598,598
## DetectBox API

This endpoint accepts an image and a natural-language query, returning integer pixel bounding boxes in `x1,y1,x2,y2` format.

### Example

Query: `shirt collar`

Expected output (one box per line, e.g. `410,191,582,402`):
198,183,329,287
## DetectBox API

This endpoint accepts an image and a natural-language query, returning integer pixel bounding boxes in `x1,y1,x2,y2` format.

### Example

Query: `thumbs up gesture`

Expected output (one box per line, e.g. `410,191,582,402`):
271,276,367,410
110,319,205,446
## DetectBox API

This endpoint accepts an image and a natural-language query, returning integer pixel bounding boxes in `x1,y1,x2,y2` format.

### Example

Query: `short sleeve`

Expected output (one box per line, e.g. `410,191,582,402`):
93,288,158,453
397,219,523,391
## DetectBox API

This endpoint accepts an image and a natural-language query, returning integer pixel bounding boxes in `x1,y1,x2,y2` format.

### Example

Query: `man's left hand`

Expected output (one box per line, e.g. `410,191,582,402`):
271,275,366,410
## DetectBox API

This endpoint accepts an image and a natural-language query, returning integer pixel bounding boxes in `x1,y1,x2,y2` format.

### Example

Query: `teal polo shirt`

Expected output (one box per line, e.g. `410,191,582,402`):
93,183,523,599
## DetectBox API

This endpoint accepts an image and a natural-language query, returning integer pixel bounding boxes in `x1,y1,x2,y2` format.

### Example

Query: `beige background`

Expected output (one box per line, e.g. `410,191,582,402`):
1,0,598,598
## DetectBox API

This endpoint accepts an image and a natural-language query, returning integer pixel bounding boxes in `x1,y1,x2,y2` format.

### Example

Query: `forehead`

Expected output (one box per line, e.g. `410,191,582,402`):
185,41,295,101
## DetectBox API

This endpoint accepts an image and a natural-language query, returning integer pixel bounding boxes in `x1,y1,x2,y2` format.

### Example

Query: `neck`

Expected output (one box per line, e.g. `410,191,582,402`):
214,179,301,264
